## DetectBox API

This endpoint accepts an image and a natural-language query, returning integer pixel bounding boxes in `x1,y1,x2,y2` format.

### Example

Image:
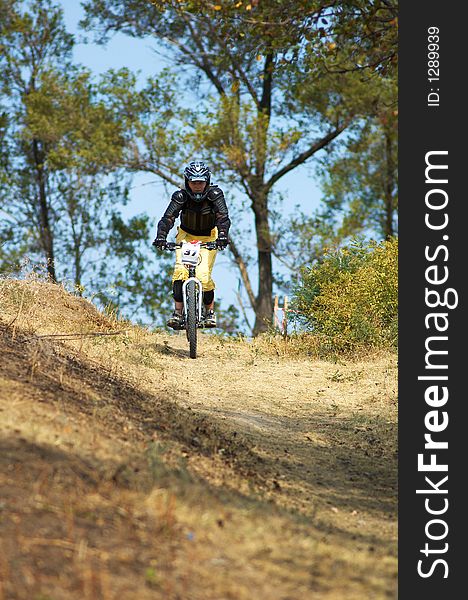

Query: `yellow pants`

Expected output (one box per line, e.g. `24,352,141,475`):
172,227,218,291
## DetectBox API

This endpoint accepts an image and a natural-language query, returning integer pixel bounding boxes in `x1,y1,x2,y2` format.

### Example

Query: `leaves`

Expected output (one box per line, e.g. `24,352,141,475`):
317,88,398,241
293,238,398,352
2,0,398,333
0,0,176,323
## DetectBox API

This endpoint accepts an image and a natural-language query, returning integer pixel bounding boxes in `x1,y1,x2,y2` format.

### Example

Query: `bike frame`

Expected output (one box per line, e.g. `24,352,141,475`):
181,265,204,324
159,240,222,357
163,240,218,328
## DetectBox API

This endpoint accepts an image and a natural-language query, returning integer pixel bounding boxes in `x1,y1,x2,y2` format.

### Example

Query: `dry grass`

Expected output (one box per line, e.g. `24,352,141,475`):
0,277,397,599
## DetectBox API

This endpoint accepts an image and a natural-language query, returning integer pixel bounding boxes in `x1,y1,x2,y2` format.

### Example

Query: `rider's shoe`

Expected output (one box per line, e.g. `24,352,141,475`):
167,310,185,330
203,309,217,328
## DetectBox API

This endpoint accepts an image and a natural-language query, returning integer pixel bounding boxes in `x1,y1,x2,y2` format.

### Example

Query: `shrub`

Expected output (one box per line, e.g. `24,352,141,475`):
292,237,398,353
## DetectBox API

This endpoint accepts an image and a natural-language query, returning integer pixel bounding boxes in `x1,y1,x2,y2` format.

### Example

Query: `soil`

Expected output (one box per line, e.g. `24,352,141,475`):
0,279,397,599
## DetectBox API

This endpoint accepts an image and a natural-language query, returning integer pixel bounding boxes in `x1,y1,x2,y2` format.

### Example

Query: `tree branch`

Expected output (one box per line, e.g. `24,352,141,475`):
177,13,227,97
264,122,349,193
146,165,180,188
228,236,256,310
128,158,181,188
159,33,225,97
235,289,254,336
206,25,261,107
271,246,297,271
260,52,274,116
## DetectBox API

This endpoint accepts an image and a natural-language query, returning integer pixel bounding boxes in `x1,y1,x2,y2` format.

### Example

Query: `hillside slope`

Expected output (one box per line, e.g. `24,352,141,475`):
0,279,397,600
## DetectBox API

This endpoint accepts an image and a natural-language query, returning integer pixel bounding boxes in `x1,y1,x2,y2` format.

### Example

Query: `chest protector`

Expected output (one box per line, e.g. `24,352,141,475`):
180,198,216,236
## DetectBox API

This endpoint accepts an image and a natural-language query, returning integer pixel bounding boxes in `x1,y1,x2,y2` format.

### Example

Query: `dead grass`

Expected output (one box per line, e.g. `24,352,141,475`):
0,278,397,599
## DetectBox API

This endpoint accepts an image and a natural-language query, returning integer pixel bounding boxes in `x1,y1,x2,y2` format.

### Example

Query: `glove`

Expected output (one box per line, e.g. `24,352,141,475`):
216,232,229,249
152,236,167,250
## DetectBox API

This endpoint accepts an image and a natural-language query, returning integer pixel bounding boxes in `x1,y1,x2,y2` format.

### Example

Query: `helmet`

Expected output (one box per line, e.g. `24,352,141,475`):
184,160,211,201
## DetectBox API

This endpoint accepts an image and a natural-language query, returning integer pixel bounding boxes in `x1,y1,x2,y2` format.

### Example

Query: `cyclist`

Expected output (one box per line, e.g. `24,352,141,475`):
152,160,230,330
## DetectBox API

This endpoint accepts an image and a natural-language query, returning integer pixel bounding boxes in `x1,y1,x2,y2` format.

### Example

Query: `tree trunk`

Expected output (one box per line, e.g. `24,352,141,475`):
384,125,396,239
249,52,275,335
32,139,57,282
252,194,273,335
74,246,82,293
69,210,83,292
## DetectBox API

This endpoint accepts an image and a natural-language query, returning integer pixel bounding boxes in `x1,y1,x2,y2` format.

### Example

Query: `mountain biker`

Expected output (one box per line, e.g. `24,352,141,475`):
152,160,230,330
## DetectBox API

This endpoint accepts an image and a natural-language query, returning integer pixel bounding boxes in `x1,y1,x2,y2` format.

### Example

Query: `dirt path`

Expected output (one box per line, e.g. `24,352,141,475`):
0,281,398,599
134,330,398,585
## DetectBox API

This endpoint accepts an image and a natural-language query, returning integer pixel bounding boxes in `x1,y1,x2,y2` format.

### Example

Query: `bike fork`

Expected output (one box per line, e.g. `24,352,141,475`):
182,277,204,322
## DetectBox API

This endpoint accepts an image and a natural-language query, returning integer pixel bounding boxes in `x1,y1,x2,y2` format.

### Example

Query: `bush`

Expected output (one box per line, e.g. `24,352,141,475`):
292,237,398,353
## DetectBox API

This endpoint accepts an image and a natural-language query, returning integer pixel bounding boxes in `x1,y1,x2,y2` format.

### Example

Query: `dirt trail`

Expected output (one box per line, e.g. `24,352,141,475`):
0,280,397,599
144,331,397,529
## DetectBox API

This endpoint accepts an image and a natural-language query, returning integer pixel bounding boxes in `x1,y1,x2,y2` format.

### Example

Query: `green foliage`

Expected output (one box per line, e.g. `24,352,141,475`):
292,237,398,352
0,0,177,325
271,201,340,275
93,213,175,325
1,0,399,336
82,0,381,334
213,300,241,335
23,68,128,172
322,1,398,79
317,88,398,241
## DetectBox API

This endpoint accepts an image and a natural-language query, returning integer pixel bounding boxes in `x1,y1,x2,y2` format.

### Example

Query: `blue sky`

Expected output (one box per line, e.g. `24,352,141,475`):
59,1,324,330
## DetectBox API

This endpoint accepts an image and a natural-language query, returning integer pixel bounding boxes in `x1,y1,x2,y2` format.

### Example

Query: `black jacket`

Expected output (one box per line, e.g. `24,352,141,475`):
156,186,231,238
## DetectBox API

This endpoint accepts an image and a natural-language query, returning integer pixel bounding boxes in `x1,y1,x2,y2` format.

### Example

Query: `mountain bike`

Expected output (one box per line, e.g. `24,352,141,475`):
165,240,218,359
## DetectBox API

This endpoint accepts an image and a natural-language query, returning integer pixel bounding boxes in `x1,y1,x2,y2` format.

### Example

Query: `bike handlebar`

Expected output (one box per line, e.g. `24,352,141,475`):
164,241,219,251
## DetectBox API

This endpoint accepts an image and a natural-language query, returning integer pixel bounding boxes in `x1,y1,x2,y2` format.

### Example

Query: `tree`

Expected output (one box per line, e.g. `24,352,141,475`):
320,0,398,78
316,96,397,240
0,0,175,325
81,0,374,333
94,210,175,324
0,0,77,281
271,205,341,275
0,0,126,282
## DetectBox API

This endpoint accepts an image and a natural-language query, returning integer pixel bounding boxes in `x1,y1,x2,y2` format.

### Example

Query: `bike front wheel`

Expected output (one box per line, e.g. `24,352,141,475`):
185,280,198,359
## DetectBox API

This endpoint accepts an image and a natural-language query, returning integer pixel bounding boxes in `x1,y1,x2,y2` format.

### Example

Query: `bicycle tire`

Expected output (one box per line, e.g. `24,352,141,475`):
185,280,198,359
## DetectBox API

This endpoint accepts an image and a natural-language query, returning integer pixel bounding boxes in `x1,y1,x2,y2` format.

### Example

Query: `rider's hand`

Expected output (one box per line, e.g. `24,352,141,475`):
152,236,167,250
216,232,229,249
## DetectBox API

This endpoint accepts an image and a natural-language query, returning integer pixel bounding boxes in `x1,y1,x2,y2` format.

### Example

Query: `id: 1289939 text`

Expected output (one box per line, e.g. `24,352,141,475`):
427,26,440,107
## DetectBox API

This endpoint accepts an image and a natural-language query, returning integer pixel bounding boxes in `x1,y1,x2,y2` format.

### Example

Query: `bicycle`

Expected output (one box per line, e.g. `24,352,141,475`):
163,240,219,359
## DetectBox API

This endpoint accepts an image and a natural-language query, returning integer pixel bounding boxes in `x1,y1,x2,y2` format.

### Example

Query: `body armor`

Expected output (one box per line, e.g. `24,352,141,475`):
157,186,231,238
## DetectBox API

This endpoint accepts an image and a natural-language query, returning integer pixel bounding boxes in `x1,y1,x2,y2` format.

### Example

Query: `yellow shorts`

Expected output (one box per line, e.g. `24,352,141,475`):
171,227,218,291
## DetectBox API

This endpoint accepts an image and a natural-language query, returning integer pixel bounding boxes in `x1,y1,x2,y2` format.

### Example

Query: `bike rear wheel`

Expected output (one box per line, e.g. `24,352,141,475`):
185,280,198,359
